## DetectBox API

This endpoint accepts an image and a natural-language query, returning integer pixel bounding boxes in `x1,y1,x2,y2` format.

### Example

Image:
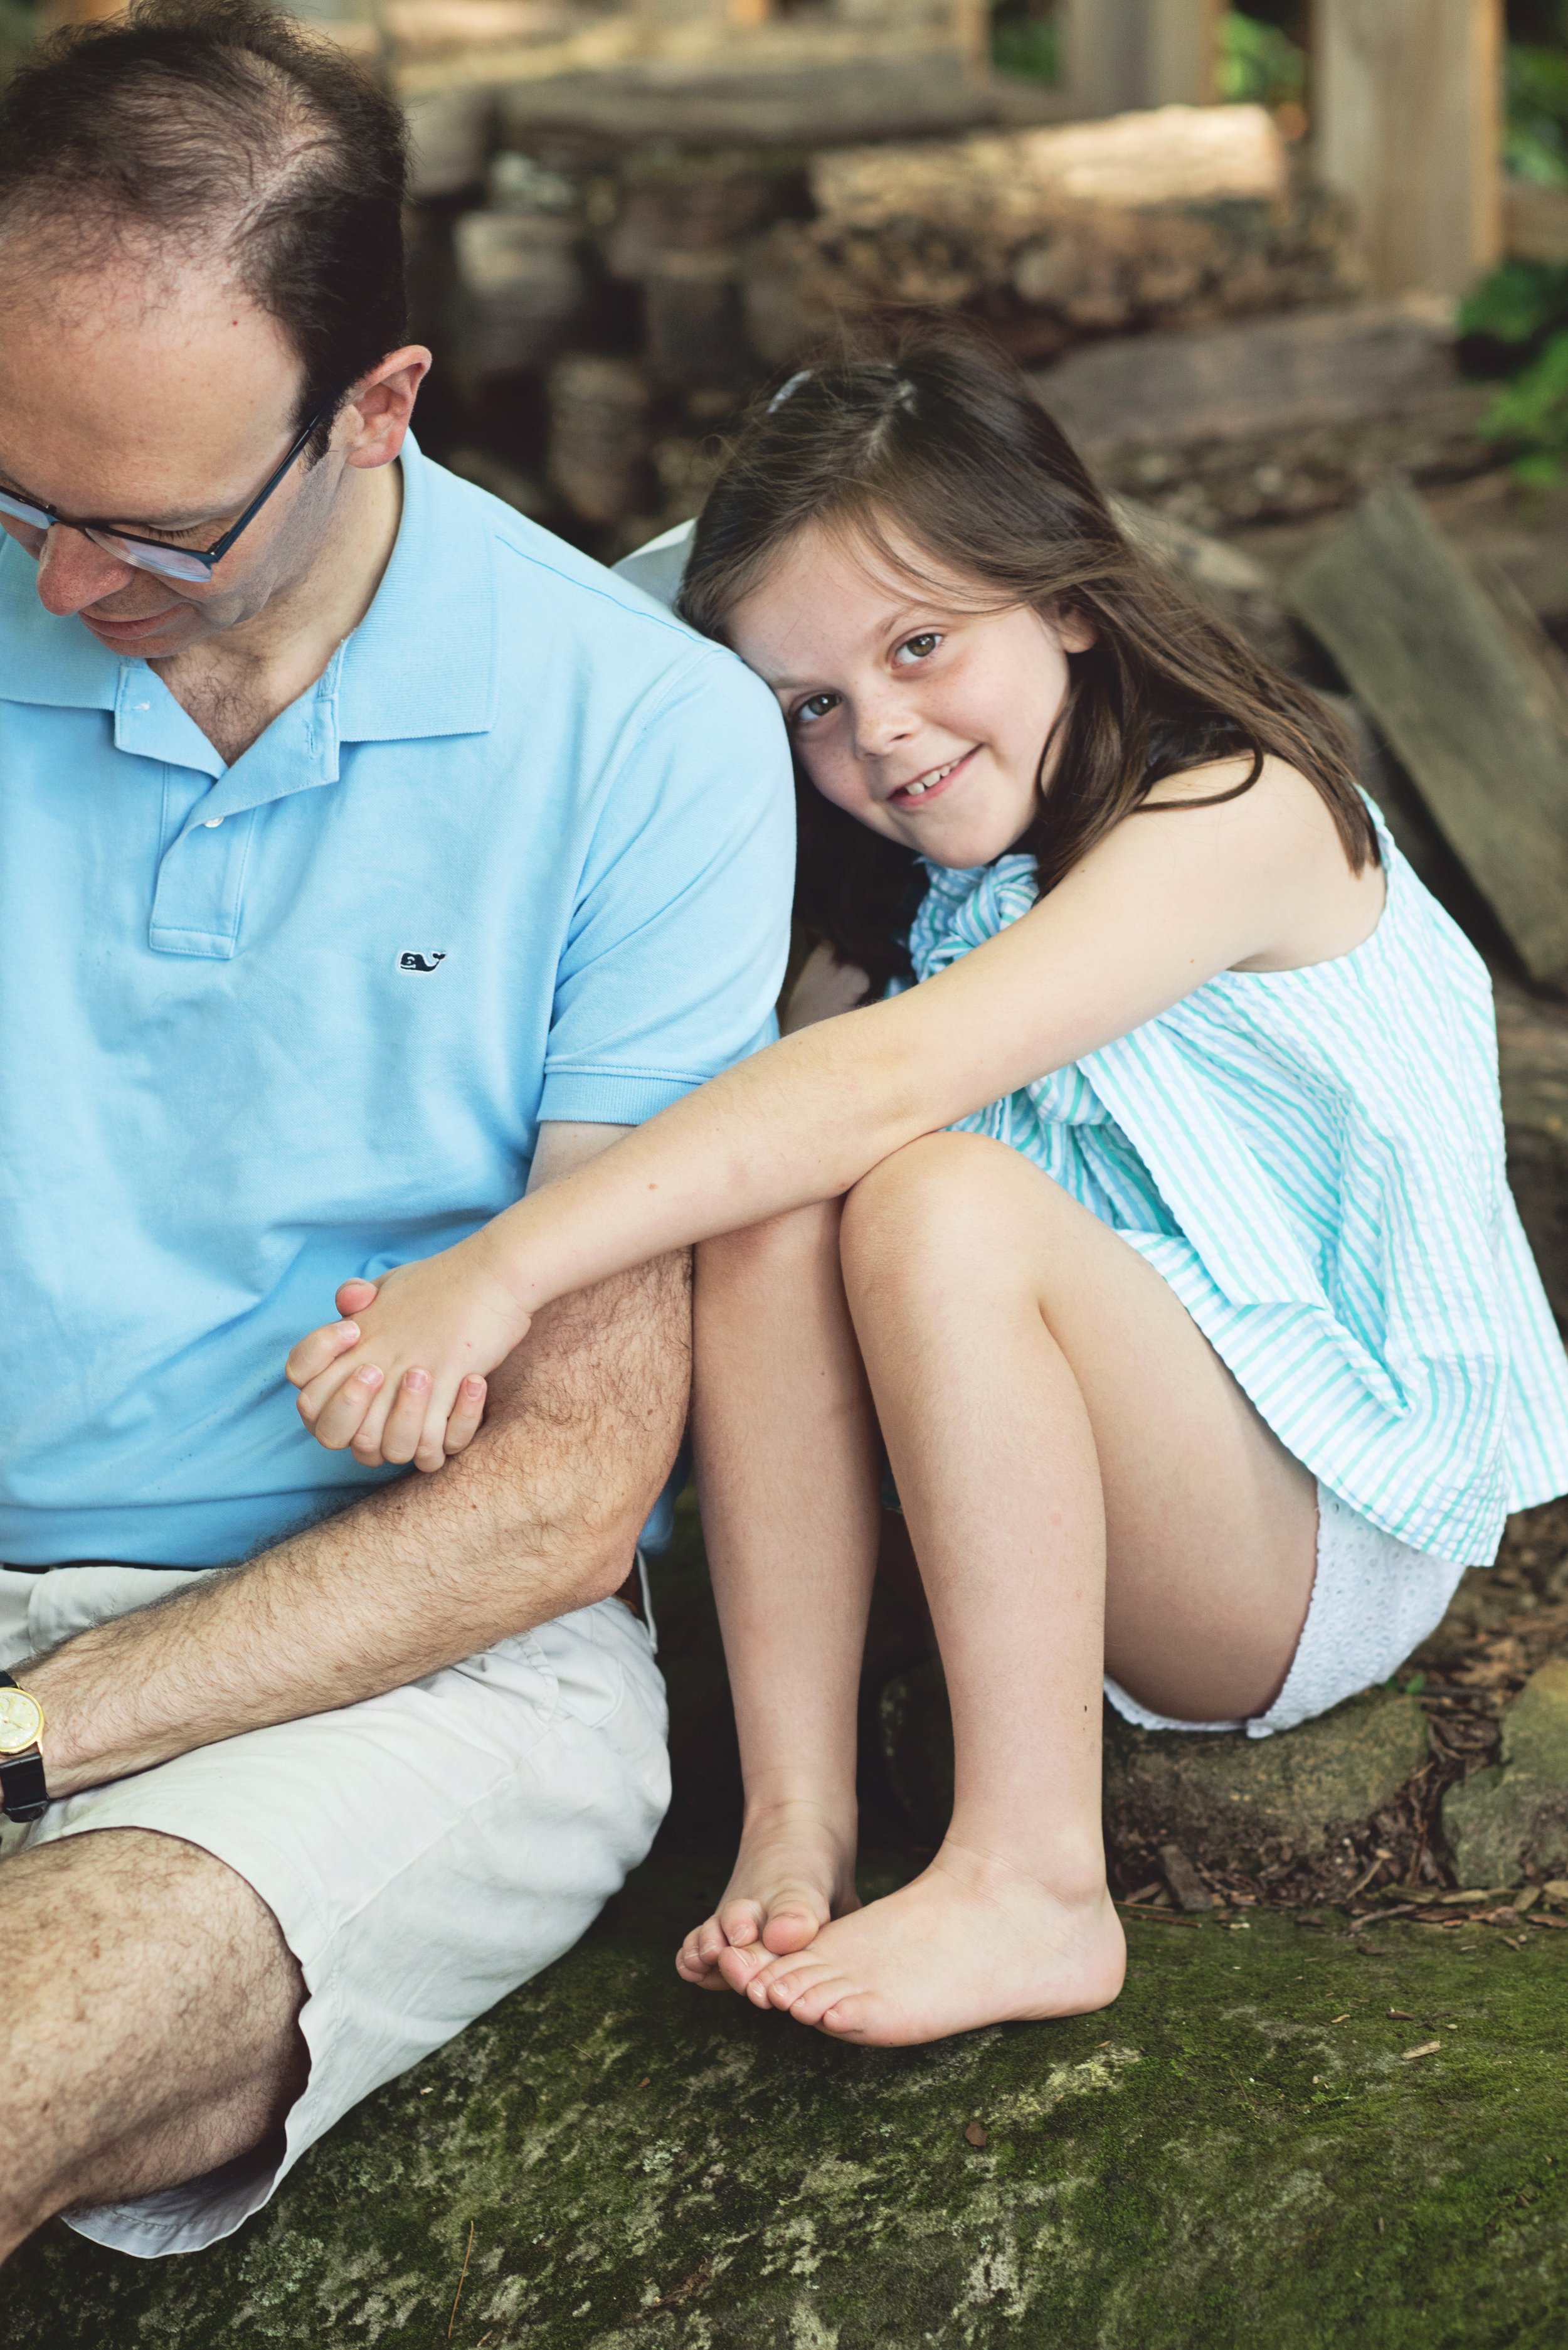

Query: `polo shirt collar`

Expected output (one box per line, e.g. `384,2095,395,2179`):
0,430,497,755
336,433,497,745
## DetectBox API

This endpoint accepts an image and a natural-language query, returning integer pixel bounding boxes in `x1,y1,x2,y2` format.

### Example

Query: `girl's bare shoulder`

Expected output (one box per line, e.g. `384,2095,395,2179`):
1142,751,1320,816
1107,755,1383,970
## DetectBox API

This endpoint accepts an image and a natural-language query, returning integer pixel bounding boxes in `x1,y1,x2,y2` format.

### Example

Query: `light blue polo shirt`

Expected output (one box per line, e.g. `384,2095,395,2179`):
0,440,794,1567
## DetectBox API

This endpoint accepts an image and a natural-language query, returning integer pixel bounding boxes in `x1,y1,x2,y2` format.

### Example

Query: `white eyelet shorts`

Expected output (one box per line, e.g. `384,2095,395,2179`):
0,1561,669,2259
1103,1480,1471,1740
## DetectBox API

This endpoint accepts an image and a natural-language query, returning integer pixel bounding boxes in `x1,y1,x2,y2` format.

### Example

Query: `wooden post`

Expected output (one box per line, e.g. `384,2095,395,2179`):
1061,0,1221,117
1313,0,1502,298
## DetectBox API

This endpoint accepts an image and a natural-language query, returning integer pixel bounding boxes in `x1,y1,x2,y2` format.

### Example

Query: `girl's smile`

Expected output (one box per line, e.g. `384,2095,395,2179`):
728,521,1096,870
886,744,977,809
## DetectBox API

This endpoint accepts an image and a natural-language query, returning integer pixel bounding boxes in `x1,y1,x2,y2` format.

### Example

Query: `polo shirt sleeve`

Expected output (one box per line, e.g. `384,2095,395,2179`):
538,642,795,1127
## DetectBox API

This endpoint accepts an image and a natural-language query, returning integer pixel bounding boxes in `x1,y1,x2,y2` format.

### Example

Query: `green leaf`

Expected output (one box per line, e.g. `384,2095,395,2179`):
1217,11,1306,110
1482,328,1568,452
1458,258,1568,347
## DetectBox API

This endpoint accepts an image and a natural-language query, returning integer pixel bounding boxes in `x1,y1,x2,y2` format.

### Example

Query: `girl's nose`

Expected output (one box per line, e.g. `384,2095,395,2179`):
852,693,917,760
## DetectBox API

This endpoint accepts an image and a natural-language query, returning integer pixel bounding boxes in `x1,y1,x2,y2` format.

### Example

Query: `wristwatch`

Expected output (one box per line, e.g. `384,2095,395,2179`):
0,1672,48,1821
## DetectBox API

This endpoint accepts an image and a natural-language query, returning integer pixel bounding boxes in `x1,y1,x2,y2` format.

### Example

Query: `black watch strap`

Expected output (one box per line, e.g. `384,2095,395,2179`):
0,1671,48,1822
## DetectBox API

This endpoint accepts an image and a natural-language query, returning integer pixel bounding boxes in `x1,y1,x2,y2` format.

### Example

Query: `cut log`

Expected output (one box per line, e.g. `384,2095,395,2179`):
452,208,586,377
548,354,654,525
1031,302,1491,530
743,105,1350,368
1286,482,1568,986
1037,300,1458,457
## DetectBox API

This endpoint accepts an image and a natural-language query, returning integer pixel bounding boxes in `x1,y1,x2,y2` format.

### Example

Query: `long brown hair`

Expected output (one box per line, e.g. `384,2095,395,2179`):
677,319,1373,989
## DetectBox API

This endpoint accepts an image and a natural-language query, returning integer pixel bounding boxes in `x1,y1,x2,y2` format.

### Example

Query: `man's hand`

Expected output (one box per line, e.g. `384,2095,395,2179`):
21,1125,689,1798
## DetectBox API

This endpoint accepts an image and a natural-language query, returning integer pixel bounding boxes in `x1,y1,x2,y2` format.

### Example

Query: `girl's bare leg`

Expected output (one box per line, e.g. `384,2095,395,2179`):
677,1201,882,1988
740,1130,1318,2046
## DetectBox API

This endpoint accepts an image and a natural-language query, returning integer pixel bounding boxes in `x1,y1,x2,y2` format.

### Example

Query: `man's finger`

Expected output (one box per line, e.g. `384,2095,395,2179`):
336,1278,379,1314
440,1376,488,1459
287,1319,361,1389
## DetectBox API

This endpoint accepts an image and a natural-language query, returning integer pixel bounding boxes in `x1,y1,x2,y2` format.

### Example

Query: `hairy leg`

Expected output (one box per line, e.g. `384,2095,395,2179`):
1,1241,691,2263
0,1828,307,2261
742,1132,1317,2046
679,1203,881,1988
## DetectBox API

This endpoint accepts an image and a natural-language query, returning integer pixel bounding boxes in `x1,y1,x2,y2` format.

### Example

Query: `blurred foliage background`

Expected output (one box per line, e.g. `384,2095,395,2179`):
1461,5,1568,480
990,3,1311,107
985,3,1568,485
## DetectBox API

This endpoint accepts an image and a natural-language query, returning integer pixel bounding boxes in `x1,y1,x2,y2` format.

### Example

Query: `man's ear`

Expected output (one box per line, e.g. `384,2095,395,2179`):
341,347,433,471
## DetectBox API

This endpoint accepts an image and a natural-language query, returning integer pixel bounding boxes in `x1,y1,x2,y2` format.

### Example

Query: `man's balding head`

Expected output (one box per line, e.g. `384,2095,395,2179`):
0,0,408,454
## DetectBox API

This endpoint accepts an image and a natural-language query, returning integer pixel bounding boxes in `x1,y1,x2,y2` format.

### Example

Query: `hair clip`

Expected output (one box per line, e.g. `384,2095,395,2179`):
767,369,813,413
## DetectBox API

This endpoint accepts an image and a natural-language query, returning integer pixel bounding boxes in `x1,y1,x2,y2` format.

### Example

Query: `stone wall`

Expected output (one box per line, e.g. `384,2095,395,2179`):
409,100,1359,556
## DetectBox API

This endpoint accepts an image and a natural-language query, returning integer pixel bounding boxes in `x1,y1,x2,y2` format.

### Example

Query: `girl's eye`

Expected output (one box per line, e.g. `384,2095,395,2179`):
895,632,943,665
793,692,840,726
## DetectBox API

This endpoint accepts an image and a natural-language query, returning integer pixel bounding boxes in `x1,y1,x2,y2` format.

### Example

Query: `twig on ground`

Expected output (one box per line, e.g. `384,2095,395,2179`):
447,2219,475,2343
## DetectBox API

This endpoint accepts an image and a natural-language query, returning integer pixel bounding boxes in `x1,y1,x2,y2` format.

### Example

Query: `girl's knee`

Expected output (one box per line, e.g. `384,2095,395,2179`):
840,1133,1038,1287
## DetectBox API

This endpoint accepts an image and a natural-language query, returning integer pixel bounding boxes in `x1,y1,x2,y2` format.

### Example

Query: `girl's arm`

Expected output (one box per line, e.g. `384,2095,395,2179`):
289,762,1374,1465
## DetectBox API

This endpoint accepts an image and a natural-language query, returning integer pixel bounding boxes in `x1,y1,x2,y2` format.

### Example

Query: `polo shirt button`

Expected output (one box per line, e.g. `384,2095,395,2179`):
203,817,223,829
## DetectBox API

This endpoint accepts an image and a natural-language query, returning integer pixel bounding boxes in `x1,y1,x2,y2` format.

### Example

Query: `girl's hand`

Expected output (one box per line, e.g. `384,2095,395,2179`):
285,1230,536,1472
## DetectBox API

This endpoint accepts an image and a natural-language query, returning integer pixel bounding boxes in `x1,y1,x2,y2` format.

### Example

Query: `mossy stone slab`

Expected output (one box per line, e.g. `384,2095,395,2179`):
11,1858,1568,2349
1444,1659,1568,1888
881,1671,1431,1869
1102,1688,1431,1869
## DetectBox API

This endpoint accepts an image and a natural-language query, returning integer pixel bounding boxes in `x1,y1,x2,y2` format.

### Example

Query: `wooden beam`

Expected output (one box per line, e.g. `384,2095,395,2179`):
1287,482,1568,987
1313,0,1503,297
1060,0,1220,116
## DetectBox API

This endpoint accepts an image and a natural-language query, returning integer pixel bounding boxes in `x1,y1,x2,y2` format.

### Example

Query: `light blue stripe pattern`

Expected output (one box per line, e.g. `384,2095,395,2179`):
907,805,1568,1566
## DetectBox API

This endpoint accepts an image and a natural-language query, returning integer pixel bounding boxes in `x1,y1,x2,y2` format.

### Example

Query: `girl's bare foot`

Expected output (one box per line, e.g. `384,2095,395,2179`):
676,1797,860,1992
733,1839,1126,2045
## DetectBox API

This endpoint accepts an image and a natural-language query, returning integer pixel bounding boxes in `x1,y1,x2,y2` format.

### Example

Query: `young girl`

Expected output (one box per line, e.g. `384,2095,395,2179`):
286,329,1568,2048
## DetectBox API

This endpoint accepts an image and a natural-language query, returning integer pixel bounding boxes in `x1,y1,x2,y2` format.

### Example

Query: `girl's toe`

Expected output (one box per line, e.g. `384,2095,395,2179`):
716,1898,765,1949
675,1936,718,1986
761,1960,822,2011
758,1900,825,1955
813,1991,876,2039
716,1941,772,1993
780,1975,852,2028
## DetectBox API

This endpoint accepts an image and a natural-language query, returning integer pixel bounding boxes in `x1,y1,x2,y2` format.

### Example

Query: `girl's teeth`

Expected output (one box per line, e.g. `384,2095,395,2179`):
904,760,956,800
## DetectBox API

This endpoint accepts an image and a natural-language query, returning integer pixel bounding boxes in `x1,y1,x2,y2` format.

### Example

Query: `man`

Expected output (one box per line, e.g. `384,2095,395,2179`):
0,0,792,2262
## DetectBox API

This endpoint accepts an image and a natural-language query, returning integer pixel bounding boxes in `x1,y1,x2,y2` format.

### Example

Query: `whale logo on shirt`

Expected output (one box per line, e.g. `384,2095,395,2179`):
398,951,448,974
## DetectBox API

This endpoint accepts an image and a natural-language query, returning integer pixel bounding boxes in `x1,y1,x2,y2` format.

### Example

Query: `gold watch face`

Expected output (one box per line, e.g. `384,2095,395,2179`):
0,1688,43,1754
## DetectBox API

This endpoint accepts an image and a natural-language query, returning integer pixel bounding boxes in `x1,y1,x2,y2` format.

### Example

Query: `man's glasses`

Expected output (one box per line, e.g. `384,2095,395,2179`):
0,403,331,584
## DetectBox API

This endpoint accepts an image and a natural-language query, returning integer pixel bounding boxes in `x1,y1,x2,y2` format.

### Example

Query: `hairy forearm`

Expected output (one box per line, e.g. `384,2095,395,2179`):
25,1252,689,1795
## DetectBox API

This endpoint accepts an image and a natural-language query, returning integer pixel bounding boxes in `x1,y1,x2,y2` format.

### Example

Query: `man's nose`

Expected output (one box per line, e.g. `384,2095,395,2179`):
33,524,142,617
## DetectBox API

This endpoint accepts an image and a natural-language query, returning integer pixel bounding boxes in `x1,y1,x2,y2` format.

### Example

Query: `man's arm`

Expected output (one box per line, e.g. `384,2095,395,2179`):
23,1125,689,1799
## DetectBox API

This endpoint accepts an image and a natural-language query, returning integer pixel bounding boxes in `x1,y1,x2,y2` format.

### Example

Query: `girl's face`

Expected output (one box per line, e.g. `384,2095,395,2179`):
727,519,1094,869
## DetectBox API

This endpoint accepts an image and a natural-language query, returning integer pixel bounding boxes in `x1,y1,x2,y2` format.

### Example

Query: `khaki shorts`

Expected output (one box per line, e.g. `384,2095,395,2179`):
0,1561,669,2258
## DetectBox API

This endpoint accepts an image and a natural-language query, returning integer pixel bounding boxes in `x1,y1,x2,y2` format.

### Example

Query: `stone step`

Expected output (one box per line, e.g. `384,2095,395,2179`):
14,1879,1568,2344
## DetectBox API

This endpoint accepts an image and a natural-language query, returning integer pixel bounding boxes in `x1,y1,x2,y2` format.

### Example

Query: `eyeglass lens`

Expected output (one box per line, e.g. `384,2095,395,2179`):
0,487,212,582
